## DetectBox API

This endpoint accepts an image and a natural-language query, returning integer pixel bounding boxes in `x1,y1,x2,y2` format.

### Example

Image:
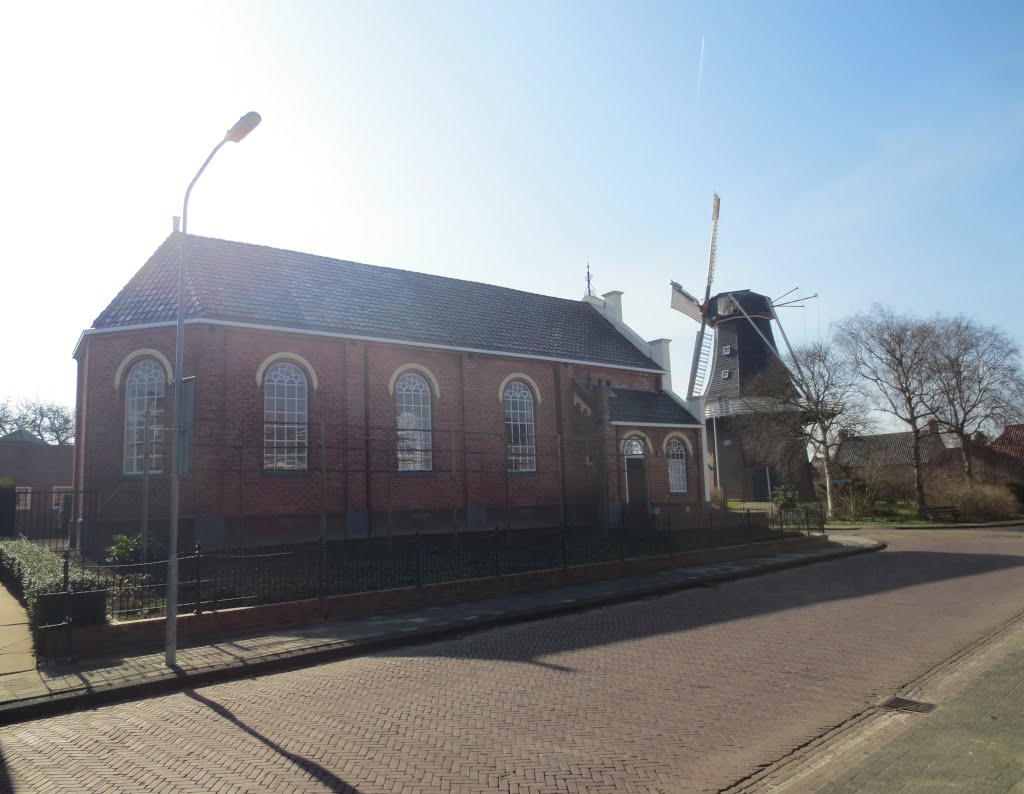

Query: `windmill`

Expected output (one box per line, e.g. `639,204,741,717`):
670,194,815,502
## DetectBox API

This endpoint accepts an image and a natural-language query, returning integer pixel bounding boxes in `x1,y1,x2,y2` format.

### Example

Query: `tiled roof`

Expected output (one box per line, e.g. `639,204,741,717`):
608,388,701,426
835,431,945,468
0,429,47,445
991,424,1024,462
92,235,661,371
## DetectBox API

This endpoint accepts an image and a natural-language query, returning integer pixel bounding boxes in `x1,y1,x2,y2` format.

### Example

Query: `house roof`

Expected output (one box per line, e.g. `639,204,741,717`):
835,431,945,468
608,388,701,426
0,429,47,445
91,234,662,372
991,424,1024,462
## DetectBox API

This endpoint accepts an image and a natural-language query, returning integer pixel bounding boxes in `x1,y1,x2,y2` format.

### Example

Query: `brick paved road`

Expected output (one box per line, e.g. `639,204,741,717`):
1,528,1022,794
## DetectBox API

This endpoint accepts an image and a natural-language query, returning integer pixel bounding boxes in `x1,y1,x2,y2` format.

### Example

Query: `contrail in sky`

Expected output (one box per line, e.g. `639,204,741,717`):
697,35,705,98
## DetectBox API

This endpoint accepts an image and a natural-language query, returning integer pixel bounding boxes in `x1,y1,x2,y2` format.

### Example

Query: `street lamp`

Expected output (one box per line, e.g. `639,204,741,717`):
166,112,261,666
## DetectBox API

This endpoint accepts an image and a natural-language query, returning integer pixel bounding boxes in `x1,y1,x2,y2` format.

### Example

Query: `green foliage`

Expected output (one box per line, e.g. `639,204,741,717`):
771,484,799,510
106,533,166,566
0,538,106,628
106,534,141,566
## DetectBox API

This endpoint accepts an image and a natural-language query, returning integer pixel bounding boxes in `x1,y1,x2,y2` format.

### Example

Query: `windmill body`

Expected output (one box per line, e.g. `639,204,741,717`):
671,197,813,503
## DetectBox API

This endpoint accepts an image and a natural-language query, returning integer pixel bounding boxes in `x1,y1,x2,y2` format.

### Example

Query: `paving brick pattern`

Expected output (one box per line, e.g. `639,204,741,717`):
2,528,1023,794
818,615,1024,793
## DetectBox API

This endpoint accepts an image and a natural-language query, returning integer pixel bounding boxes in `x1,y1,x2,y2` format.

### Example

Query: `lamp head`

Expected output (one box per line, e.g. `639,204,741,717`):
224,112,262,143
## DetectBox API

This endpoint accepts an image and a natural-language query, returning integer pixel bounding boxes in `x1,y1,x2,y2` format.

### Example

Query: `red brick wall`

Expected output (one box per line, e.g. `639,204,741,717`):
76,324,703,547
0,443,74,492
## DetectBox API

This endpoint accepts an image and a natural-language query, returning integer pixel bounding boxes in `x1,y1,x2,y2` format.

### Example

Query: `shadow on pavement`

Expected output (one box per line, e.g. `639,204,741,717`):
384,548,1024,667
184,690,364,793
0,744,15,794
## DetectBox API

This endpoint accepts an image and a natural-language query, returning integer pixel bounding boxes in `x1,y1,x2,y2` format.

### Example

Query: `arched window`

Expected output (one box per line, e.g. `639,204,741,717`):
667,438,687,493
123,359,165,474
504,381,536,472
263,362,308,470
395,371,432,471
623,437,646,457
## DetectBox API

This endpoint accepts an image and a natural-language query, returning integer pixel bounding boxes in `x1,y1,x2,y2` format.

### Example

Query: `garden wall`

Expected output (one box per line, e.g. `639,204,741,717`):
38,534,827,657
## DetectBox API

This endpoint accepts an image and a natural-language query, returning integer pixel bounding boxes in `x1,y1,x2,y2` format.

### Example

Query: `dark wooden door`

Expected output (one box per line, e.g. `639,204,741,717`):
626,457,648,521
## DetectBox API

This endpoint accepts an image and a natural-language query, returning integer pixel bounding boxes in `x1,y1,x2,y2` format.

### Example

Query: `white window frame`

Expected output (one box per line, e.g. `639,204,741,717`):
667,438,688,493
15,487,31,511
123,359,166,475
504,381,536,472
51,486,73,510
395,371,432,471
263,362,309,471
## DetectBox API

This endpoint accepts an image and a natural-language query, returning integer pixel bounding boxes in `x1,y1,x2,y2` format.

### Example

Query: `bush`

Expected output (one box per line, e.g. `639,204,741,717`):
771,484,799,510
1006,482,1024,510
0,538,107,628
106,533,167,566
926,479,1021,522
709,486,728,510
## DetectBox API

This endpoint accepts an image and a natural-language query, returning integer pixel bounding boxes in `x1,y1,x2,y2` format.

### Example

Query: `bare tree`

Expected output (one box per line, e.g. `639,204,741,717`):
923,315,1024,482
737,337,868,518
8,400,75,445
836,306,936,518
41,402,76,445
0,400,17,436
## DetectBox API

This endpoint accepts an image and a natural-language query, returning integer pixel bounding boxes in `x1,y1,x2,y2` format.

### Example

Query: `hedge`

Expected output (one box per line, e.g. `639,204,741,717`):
0,538,107,628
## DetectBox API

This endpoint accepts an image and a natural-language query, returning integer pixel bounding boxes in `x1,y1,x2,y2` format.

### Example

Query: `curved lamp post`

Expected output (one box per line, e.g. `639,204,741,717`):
167,112,261,666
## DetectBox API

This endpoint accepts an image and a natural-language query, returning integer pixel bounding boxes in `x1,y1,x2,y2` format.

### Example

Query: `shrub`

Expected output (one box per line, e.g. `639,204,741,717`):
926,479,1021,522
771,484,799,510
106,533,167,566
709,486,727,510
1006,481,1024,510
0,538,107,628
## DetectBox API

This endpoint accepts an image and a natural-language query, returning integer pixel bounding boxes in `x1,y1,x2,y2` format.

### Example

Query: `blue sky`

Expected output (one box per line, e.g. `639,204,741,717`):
2,1,1022,409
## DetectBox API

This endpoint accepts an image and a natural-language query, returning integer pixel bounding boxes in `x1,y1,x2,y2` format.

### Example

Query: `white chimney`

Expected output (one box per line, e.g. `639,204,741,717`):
601,291,623,323
648,338,672,392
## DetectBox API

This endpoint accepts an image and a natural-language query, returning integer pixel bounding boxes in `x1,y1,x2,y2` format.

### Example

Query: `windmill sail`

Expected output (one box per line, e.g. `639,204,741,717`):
689,326,715,398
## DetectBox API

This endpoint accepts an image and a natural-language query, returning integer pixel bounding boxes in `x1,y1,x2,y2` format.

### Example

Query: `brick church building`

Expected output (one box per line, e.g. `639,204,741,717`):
73,230,704,549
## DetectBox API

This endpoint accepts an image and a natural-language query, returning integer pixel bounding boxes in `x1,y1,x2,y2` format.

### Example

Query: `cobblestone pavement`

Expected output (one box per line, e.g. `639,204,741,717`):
1,527,1022,793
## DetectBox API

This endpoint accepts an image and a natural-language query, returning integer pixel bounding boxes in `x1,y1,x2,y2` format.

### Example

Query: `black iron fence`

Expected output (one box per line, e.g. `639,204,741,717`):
768,505,827,534
9,488,97,553
51,517,822,623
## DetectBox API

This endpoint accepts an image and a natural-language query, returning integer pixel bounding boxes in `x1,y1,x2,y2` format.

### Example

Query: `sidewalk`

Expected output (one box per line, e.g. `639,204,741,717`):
0,583,34,676
817,615,1024,794
0,534,880,726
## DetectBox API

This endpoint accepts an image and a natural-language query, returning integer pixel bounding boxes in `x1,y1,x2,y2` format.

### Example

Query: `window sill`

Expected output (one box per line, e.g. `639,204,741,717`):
261,469,311,477
120,473,166,481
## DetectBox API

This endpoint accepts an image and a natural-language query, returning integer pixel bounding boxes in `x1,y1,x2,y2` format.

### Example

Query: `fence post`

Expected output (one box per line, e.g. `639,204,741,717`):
416,532,423,588
320,420,327,600
560,526,567,571
194,542,203,615
141,411,151,565
746,509,751,540
62,549,72,656
505,452,512,532
493,528,501,578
